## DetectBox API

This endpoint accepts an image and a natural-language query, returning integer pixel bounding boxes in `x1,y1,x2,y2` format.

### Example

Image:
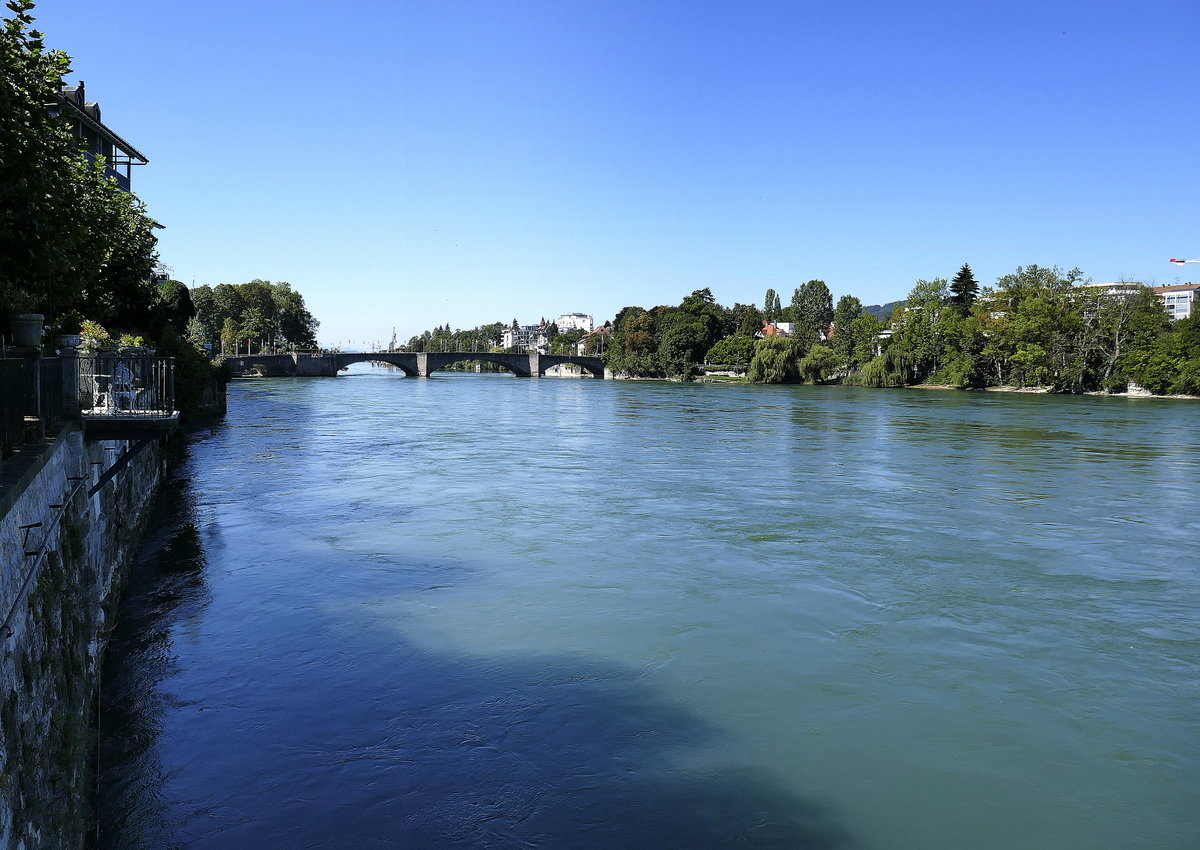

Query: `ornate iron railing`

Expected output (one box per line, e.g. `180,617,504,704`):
77,355,175,419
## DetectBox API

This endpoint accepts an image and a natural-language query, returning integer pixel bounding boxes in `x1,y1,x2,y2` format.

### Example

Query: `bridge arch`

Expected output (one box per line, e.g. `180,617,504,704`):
537,355,604,379
335,353,419,376
424,352,531,377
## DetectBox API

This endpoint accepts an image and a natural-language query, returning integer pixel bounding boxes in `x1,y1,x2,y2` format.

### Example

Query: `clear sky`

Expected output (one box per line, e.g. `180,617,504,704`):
29,0,1200,347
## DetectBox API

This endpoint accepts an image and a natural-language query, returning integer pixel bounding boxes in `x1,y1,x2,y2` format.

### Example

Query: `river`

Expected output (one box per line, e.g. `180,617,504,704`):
98,367,1199,849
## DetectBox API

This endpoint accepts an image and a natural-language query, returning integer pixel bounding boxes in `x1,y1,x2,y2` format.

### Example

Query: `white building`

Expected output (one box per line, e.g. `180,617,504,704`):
555,313,594,333
1153,284,1199,321
501,325,549,352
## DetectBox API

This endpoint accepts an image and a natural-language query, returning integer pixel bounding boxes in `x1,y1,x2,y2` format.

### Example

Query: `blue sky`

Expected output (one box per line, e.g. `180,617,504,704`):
31,0,1199,347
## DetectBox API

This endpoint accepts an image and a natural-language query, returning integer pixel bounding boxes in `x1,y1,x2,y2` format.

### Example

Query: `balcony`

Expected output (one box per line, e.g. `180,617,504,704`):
1,352,178,463
77,355,178,439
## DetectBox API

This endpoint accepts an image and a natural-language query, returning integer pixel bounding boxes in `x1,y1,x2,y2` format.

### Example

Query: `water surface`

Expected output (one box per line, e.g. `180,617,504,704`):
99,369,1200,848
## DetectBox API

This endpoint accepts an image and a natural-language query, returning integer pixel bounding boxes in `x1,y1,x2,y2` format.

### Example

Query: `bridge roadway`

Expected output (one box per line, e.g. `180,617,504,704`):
224,350,606,379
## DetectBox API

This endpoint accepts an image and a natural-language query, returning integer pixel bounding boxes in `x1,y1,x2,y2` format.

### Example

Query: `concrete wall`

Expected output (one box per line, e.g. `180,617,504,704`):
0,425,163,849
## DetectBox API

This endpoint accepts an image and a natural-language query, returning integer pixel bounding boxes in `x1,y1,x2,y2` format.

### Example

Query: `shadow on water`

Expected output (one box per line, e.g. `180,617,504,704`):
98,447,852,849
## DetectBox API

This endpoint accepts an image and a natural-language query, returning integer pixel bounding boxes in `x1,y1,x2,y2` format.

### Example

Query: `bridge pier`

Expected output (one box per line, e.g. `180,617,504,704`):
528,353,539,377
416,352,430,378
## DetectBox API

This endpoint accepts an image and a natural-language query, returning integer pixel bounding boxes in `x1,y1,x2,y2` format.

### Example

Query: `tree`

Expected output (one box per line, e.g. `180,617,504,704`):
731,303,764,338
889,278,949,380
271,281,318,349
704,335,755,364
763,288,779,322
747,335,800,383
832,295,864,360
1079,284,1169,390
154,279,195,335
799,343,840,383
949,263,980,310
1,1,158,326
220,316,239,355
791,280,834,339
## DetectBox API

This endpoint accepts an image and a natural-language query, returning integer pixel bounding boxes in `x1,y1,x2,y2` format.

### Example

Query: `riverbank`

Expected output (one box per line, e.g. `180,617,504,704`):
688,374,1200,400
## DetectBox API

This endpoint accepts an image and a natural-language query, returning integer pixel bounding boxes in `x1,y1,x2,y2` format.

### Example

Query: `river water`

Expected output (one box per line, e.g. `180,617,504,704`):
98,367,1199,849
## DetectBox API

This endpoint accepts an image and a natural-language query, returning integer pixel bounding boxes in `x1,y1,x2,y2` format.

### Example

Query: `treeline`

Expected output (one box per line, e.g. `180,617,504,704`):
404,322,506,353
189,280,319,353
403,319,590,355
606,265,1200,395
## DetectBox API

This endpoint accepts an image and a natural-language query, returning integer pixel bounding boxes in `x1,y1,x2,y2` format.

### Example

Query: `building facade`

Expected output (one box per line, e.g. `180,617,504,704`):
555,313,594,334
52,81,148,191
1152,284,1199,321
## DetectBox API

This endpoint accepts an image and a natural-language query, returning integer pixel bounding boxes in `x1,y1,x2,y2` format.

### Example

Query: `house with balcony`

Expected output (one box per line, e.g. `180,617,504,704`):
52,81,148,191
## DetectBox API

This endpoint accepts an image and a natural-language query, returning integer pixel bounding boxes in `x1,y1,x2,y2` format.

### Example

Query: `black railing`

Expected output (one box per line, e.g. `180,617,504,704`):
78,355,175,418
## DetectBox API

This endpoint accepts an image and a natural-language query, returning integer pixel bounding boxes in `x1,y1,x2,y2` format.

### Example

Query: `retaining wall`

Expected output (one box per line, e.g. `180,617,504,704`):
0,425,163,849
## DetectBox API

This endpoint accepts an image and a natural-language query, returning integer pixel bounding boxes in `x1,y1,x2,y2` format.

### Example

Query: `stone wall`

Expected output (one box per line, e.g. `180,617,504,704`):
0,425,163,849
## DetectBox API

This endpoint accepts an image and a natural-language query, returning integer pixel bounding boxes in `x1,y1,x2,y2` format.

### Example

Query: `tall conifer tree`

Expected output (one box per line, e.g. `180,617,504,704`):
950,264,980,309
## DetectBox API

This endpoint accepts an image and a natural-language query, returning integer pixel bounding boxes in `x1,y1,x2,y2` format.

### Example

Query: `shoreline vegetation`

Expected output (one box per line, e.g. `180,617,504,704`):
400,267,1198,398
656,373,1200,400
597,267,1200,397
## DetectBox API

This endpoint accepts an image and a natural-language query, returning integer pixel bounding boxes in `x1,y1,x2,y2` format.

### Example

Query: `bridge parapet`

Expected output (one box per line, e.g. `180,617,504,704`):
230,351,604,379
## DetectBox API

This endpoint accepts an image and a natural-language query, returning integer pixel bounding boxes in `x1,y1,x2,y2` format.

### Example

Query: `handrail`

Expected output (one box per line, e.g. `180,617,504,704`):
0,472,89,640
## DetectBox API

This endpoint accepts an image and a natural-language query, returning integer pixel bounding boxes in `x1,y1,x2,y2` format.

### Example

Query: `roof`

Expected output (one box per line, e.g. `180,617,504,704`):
55,83,148,164
1152,284,1200,294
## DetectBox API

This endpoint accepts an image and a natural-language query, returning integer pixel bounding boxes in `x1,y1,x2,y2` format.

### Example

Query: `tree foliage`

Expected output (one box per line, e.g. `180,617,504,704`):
1,0,158,326
949,263,980,310
191,279,319,351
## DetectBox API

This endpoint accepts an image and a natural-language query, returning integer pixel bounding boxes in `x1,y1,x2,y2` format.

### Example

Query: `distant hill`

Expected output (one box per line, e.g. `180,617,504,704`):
864,300,903,321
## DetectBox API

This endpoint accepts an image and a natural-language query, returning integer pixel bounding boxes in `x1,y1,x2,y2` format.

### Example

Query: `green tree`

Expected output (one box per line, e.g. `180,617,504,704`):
747,335,800,383
798,343,840,383
763,288,779,322
949,263,980,310
889,278,949,380
271,281,319,348
791,280,834,339
154,279,194,335
704,335,755,364
220,316,239,355
1079,285,1168,391
731,303,764,338
832,295,864,361
1,1,158,326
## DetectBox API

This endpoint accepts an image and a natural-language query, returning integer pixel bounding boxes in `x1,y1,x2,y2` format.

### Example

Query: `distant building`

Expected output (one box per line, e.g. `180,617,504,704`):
1078,281,1198,322
1152,284,1199,321
501,324,549,353
575,325,611,355
52,81,147,191
555,313,594,333
760,322,793,338
1079,281,1145,302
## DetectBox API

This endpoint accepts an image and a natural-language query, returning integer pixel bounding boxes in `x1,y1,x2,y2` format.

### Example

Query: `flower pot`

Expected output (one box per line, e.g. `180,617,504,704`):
9,314,44,347
55,333,82,349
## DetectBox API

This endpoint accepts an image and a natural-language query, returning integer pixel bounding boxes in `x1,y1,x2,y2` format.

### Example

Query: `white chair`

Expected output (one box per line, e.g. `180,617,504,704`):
111,362,144,412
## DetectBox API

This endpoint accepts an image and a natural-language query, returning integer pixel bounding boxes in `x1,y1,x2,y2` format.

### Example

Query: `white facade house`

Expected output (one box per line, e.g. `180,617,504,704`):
1153,284,1199,321
501,325,549,352
555,313,594,333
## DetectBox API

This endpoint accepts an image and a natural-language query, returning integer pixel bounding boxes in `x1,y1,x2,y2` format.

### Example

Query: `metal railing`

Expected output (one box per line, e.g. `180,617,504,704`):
77,355,174,418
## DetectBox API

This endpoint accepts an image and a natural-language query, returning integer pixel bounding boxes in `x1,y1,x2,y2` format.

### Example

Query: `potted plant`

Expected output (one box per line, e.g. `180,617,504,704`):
79,319,114,354
6,290,45,347
53,310,85,349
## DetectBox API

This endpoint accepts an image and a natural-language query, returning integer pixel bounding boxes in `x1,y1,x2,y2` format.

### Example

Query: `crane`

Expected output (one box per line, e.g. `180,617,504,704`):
1169,258,1199,264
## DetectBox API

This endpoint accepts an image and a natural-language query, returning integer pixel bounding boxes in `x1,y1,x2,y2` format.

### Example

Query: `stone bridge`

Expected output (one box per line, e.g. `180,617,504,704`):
224,351,605,379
